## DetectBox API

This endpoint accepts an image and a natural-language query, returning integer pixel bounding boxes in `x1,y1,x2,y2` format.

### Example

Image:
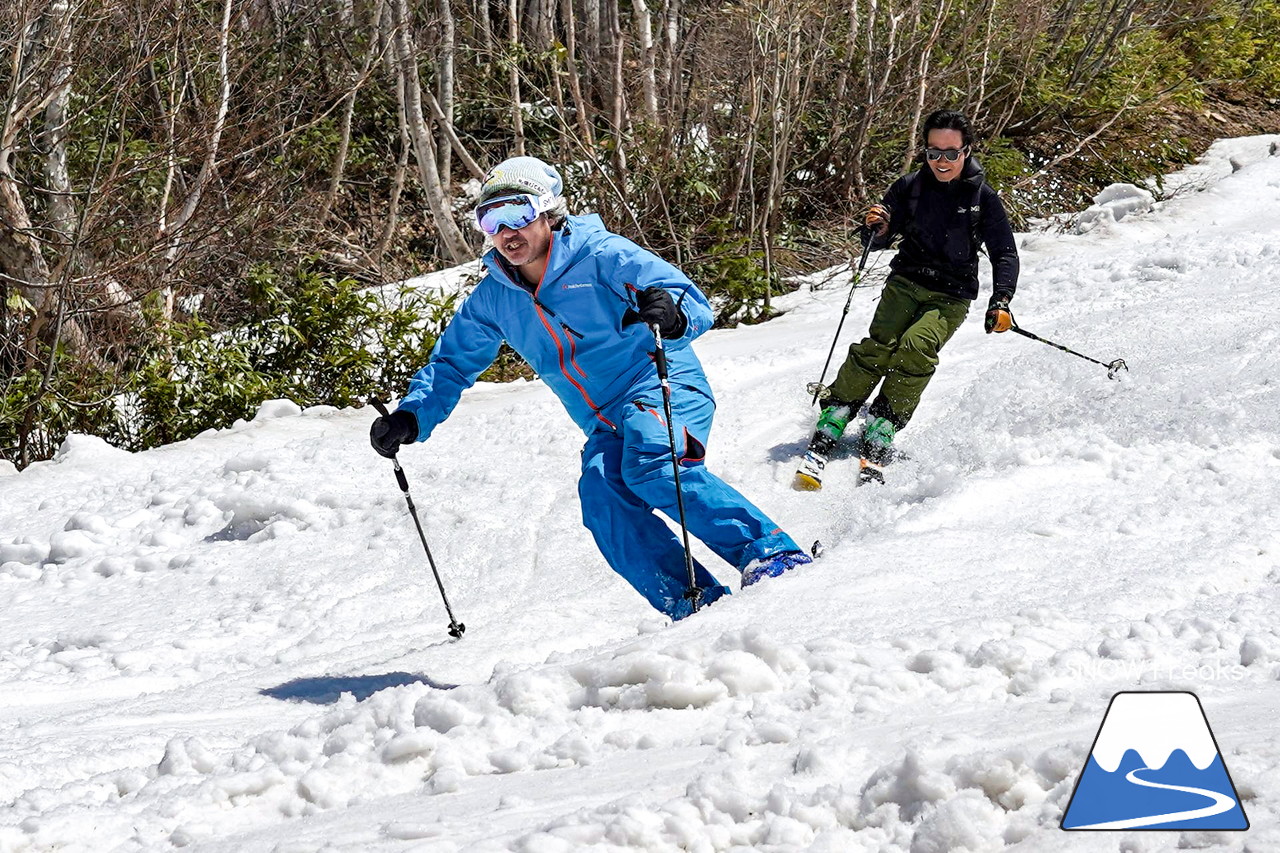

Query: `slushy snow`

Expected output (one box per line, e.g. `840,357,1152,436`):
2,137,1280,852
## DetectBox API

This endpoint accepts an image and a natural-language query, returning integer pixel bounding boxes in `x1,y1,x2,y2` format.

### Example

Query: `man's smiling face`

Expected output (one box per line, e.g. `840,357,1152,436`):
493,214,552,269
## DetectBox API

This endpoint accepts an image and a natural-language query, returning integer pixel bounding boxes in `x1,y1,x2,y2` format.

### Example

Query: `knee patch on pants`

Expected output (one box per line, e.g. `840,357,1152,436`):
888,340,939,378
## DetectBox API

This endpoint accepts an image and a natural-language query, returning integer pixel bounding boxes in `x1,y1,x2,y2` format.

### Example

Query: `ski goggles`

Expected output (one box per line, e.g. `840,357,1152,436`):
474,192,556,235
924,146,969,162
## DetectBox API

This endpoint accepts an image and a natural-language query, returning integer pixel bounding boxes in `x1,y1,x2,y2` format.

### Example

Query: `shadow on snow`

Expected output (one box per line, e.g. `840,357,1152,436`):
261,671,457,704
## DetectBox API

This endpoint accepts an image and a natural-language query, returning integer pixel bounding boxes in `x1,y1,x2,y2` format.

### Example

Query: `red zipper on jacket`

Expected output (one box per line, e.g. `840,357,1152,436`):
526,233,616,429
561,323,589,380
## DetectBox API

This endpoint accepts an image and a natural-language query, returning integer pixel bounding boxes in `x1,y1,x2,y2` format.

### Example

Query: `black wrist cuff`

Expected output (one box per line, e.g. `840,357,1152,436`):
390,409,418,442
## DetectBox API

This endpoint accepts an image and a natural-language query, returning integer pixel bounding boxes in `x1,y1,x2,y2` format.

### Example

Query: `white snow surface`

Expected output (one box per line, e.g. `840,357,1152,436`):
3,136,1280,852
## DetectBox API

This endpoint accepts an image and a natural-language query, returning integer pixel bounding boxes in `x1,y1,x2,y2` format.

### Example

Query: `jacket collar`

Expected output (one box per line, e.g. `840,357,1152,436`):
482,213,607,292
919,155,986,191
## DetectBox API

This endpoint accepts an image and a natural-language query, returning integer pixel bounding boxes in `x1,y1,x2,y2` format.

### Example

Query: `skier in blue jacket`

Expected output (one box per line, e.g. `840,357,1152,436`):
371,156,811,619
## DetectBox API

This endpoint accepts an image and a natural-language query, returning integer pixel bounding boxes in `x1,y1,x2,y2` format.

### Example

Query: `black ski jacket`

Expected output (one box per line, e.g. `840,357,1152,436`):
867,157,1019,302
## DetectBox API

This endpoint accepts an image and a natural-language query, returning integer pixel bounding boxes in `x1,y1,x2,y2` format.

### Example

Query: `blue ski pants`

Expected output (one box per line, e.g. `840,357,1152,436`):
578,384,799,619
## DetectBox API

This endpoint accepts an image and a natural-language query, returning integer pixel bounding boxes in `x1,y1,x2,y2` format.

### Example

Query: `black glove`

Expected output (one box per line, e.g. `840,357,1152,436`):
624,287,687,339
370,409,418,458
985,291,1013,334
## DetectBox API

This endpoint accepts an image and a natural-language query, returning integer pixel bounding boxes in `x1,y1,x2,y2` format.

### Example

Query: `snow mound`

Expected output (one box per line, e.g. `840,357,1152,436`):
51,432,130,465
1074,183,1154,233
252,399,304,421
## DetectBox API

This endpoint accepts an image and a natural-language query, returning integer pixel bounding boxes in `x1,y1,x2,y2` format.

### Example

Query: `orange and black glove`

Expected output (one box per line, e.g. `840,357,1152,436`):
985,292,1013,334
863,203,890,238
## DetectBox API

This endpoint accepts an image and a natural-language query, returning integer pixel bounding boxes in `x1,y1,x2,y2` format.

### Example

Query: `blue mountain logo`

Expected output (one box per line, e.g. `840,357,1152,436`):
1062,691,1248,830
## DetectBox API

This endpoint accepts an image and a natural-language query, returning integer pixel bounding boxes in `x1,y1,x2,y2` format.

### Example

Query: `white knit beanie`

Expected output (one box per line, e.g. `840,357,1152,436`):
479,156,564,202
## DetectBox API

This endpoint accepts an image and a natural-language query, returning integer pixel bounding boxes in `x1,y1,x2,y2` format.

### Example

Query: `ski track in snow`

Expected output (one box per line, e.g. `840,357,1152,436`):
2,137,1280,852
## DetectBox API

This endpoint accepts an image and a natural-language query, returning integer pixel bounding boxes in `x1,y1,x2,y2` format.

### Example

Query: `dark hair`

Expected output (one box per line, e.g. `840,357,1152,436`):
922,109,973,148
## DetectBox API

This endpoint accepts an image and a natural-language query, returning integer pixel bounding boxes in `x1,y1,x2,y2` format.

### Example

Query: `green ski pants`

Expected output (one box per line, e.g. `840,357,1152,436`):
827,274,970,429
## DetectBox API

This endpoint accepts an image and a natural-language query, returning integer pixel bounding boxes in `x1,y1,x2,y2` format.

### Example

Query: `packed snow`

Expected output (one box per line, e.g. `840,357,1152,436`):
3,136,1280,852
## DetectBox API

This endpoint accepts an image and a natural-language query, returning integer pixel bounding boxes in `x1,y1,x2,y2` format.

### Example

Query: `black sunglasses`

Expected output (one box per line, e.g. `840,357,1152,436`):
925,146,969,162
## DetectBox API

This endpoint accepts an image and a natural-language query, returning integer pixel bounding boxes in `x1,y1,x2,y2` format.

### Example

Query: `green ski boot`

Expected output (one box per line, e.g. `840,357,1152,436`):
857,416,897,485
794,402,854,491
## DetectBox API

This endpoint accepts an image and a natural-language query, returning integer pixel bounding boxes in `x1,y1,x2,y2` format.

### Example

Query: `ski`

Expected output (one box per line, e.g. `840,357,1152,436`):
792,447,828,491
793,423,904,491
792,433,836,491
856,457,885,486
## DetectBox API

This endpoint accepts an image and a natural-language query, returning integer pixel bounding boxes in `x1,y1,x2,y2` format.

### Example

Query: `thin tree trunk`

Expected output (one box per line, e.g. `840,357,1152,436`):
583,0,601,97
661,0,678,102
424,89,485,179
390,0,472,261
41,0,74,245
477,0,493,55
728,66,761,224
507,0,525,154
1,0,90,359
971,0,997,122
161,0,234,323
377,79,413,262
850,0,900,196
0,169,57,351
632,0,658,120
322,0,384,222
437,0,456,184
609,0,627,179
154,43,184,241
561,0,595,147
549,46,569,151
533,0,555,48
838,0,859,101
759,18,792,314
903,0,948,172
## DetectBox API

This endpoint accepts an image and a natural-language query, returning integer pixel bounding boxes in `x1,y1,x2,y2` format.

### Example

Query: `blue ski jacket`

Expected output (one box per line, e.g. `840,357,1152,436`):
397,214,715,439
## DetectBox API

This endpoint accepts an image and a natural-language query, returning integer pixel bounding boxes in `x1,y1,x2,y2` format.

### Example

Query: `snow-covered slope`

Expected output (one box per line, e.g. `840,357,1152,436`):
3,137,1279,853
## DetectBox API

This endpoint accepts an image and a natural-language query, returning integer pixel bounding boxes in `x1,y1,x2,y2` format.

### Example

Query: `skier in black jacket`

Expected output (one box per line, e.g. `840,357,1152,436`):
795,109,1020,489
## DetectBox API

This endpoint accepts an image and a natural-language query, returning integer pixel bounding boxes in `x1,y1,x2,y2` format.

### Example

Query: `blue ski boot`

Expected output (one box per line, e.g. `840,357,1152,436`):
741,549,814,587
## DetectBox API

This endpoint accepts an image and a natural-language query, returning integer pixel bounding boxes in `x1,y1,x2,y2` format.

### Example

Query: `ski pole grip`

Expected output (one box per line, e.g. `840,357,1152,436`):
393,462,410,492
650,324,669,378
370,398,391,418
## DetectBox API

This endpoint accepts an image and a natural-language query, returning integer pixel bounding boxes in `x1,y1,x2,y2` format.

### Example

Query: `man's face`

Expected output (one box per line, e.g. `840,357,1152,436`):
493,214,552,268
925,128,968,183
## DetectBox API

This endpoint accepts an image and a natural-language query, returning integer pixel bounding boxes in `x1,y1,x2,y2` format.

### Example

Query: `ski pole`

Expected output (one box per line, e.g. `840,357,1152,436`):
369,398,465,639
1008,313,1128,379
650,323,702,613
809,229,875,406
